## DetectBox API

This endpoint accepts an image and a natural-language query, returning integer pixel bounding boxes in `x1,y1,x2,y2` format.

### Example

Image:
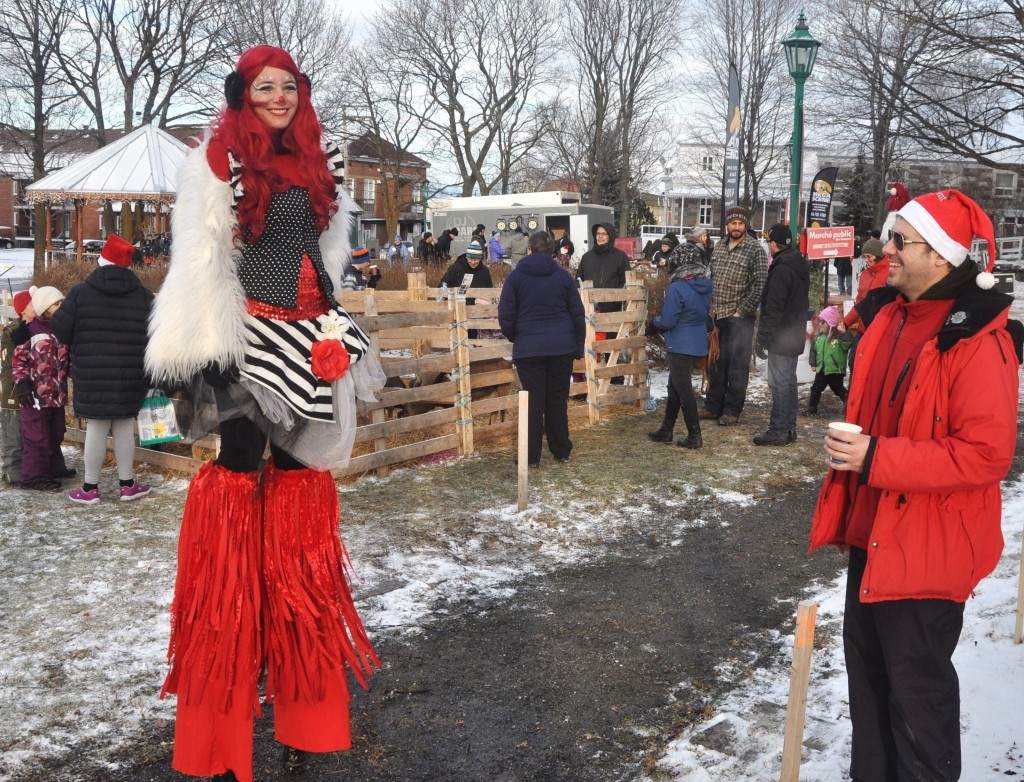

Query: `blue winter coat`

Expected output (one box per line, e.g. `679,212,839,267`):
498,253,585,360
653,276,713,355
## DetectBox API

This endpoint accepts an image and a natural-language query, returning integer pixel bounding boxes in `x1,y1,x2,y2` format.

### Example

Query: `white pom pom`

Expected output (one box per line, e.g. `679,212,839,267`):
890,187,897,196
976,271,996,290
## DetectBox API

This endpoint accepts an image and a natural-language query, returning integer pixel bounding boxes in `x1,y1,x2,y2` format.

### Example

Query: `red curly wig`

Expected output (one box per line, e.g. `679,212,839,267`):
212,46,338,242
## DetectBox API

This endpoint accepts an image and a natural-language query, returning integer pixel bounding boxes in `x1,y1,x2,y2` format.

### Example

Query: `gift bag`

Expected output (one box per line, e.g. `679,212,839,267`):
137,390,183,446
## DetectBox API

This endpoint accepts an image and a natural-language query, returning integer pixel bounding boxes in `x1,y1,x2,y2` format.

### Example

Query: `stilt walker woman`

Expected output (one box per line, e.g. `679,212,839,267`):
145,46,386,782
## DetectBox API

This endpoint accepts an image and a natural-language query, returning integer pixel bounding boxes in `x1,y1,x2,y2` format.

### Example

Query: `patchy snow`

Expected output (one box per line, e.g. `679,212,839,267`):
641,479,1024,782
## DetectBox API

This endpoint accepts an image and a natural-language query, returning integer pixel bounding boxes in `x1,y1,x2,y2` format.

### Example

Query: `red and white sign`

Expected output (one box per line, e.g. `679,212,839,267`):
806,226,856,260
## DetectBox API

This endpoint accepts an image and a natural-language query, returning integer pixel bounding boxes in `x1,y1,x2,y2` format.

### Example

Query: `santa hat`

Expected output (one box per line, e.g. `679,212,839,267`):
99,234,135,268
12,290,31,316
886,182,912,213
898,189,997,289
819,305,840,330
30,285,64,315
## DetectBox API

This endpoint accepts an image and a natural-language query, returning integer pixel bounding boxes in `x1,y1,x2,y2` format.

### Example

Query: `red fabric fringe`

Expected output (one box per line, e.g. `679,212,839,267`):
161,462,264,718
262,462,380,706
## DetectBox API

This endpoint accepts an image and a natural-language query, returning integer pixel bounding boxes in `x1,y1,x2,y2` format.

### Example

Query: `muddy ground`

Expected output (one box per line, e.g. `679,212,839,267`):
12,383,1024,782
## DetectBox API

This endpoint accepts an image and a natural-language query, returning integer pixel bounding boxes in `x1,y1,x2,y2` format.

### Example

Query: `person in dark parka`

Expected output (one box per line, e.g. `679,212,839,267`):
753,223,810,446
499,231,585,467
50,234,155,504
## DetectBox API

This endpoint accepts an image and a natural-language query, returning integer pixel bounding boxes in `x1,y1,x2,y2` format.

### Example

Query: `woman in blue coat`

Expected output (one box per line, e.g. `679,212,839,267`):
498,231,585,466
648,249,712,448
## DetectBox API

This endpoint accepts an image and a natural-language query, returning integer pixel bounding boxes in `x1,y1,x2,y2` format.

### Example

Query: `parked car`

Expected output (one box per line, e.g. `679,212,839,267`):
64,239,105,253
0,236,12,249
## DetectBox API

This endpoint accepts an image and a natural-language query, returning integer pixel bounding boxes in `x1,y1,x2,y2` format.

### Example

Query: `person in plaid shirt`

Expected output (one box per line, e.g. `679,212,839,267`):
700,205,768,425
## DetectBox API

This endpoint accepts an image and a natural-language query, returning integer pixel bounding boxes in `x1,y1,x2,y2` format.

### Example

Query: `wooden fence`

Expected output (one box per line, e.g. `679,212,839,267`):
0,272,651,476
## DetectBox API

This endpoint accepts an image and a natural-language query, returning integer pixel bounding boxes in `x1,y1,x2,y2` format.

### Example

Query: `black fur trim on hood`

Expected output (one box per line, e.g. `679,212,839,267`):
936,283,1015,353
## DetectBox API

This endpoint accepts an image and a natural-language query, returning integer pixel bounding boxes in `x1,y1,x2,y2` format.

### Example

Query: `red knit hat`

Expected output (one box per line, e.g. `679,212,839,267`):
897,189,997,289
100,234,135,267
13,290,31,316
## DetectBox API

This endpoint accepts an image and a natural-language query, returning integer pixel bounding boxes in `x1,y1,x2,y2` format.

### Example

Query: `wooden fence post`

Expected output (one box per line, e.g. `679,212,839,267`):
780,600,819,782
517,390,528,511
450,291,474,456
580,282,600,425
363,291,389,478
1014,529,1024,643
407,271,430,362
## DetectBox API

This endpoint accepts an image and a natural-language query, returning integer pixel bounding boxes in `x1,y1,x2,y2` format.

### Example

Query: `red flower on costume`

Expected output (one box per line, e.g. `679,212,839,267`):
311,338,350,381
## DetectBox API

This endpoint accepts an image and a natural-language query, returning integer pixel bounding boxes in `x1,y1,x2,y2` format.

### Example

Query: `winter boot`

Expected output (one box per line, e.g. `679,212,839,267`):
677,427,703,449
802,387,821,416
648,425,674,443
282,746,308,774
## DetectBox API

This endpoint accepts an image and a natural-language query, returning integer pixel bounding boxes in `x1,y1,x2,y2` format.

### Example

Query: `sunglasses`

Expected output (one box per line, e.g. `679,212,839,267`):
888,230,929,252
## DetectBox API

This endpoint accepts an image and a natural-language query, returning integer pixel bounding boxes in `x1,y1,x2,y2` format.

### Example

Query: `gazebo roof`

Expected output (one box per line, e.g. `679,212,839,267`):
25,124,191,204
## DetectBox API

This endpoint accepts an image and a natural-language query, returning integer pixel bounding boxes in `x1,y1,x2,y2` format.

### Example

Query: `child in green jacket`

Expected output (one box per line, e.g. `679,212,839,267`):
803,305,852,415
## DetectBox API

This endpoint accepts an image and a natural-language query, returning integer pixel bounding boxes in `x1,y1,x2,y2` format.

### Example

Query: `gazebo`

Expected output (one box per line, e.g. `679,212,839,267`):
24,123,191,263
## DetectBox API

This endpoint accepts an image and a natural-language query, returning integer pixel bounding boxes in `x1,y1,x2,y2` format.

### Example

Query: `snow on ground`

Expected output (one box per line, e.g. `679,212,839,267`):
644,482,1024,781
0,249,36,294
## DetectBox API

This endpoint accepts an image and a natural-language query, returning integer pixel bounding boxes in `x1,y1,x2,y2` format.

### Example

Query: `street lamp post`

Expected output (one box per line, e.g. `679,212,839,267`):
782,12,820,246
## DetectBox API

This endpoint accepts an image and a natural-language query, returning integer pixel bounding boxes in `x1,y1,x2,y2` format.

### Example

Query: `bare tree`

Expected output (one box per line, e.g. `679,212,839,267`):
686,0,798,211
890,0,1024,174
813,0,936,226
53,0,224,144
0,0,80,271
375,0,556,196
347,47,429,238
556,0,681,231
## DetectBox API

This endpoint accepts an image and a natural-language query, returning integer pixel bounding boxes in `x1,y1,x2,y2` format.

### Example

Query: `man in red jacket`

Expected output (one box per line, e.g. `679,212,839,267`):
810,190,1021,781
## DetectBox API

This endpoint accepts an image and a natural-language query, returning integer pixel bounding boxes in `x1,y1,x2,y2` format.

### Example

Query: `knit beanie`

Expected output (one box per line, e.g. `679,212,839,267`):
99,234,135,268
819,305,840,330
466,239,484,260
30,285,64,315
725,205,750,224
13,290,31,316
860,238,885,259
897,189,997,289
352,246,370,263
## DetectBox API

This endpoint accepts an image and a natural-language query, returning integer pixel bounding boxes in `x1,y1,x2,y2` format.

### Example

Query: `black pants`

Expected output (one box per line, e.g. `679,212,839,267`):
663,353,700,433
703,315,755,417
514,353,574,464
843,547,964,781
807,371,847,410
215,408,305,474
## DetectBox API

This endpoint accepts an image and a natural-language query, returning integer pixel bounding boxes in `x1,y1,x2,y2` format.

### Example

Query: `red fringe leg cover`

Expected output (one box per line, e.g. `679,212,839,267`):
262,462,380,752
160,462,264,782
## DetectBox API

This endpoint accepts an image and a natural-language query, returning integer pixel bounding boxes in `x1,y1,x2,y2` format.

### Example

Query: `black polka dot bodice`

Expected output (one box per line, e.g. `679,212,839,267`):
237,186,334,308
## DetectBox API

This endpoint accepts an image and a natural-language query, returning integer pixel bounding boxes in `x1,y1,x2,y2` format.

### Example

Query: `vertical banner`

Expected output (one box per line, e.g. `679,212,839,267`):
720,62,742,229
804,167,839,228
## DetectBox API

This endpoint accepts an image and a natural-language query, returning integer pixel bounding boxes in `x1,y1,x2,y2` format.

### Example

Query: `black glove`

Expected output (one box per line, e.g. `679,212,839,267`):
754,342,768,361
644,320,661,337
13,379,33,407
201,362,238,389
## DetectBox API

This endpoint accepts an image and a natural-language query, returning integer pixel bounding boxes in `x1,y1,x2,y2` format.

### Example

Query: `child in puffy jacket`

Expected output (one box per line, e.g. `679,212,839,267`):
803,305,852,415
1,290,32,485
12,286,70,490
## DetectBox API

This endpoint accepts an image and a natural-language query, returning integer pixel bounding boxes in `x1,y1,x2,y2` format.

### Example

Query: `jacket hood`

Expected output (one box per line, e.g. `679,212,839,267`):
592,221,618,252
772,246,809,282
516,253,561,277
87,264,144,296
671,275,713,296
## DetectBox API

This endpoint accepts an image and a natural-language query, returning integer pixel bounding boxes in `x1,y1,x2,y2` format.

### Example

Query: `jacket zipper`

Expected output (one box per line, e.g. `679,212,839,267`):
889,359,911,407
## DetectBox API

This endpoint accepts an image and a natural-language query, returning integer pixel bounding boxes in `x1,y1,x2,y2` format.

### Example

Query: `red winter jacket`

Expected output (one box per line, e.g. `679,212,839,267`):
809,285,1020,603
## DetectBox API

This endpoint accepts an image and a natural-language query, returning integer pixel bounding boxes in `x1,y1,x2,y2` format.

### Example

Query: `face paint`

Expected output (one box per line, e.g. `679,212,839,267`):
249,66,298,130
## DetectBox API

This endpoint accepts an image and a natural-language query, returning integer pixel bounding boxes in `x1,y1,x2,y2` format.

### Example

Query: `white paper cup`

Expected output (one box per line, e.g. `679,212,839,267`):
827,422,862,464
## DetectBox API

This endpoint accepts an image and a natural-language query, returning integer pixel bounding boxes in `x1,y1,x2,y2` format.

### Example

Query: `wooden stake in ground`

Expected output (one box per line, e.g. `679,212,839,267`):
1015,528,1024,644
517,390,528,511
780,599,819,782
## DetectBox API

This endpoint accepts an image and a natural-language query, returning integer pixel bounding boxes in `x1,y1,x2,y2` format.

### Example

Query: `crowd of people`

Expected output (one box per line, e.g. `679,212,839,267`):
0,43,1020,780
